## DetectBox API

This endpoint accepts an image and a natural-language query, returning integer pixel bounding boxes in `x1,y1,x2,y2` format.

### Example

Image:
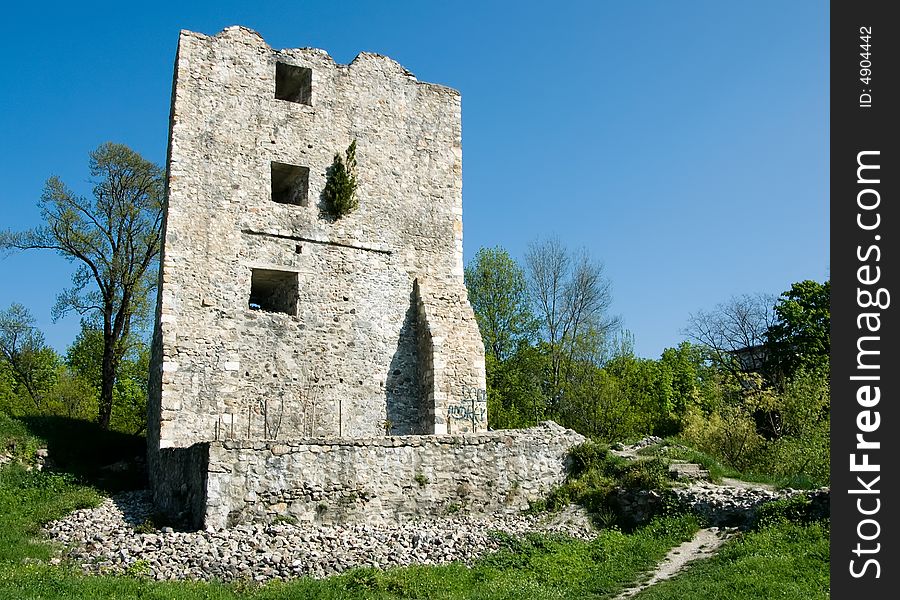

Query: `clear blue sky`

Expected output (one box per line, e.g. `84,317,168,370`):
0,1,828,359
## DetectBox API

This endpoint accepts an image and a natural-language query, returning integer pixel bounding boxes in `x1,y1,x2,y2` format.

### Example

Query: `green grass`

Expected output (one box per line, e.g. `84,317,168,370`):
0,413,45,463
0,413,103,563
631,521,830,600
0,465,101,563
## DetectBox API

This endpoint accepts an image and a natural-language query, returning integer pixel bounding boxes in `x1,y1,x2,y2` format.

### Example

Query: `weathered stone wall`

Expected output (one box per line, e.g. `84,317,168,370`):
149,26,483,451
415,278,486,434
202,422,584,529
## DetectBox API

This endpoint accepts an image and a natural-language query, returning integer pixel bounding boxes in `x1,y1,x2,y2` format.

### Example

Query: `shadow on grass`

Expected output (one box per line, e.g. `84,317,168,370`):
19,415,146,494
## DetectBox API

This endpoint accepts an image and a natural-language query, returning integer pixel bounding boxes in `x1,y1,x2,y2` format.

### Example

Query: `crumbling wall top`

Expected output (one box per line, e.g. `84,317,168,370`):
177,26,459,96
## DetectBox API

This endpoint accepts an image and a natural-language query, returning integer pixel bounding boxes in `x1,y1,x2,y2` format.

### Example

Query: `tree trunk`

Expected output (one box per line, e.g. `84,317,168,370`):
98,337,118,430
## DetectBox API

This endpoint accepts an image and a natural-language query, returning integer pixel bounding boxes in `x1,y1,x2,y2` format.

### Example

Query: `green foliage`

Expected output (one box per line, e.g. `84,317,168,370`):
110,342,150,434
755,369,830,487
124,559,151,579
272,514,298,526
618,458,670,491
682,401,765,473
485,344,549,429
553,342,714,442
558,349,639,441
566,440,611,476
0,310,102,423
413,472,428,487
765,280,830,381
677,364,830,487
465,247,537,361
323,140,358,217
133,519,156,534
0,304,60,412
754,494,827,530
639,442,739,483
540,442,674,527
66,325,150,434
0,412,43,463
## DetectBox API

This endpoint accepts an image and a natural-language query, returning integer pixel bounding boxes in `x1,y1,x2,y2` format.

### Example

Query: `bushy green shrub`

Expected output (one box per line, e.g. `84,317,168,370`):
323,140,358,217
567,440,610,476
619,457,670,491
754,494,828,529
682,403,765,472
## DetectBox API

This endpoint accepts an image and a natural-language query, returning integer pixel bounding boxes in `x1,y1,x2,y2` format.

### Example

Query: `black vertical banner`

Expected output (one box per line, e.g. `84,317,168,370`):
831,1,899,597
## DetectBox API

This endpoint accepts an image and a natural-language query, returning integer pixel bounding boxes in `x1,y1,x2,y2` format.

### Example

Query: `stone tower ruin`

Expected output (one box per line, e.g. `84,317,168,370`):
148,27,582,529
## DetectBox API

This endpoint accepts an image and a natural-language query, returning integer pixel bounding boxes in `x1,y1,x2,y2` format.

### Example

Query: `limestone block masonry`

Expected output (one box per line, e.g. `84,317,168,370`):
205,422,584,529
148,26,583,528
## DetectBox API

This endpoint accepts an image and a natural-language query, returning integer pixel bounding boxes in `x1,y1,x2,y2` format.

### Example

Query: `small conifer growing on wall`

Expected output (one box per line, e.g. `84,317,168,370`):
323,140,358,217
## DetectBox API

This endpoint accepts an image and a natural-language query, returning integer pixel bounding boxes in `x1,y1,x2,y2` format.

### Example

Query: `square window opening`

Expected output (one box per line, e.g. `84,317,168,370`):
249,269,298,315
275,62,312,105
271,162,310,206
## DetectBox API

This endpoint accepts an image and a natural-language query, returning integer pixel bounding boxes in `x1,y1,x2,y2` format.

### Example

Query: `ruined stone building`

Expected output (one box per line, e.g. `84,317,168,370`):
148,27,582,528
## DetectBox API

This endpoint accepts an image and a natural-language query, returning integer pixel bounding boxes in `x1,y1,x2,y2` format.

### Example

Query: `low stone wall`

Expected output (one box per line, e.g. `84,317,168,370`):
610,485,831,528
202,421,583,529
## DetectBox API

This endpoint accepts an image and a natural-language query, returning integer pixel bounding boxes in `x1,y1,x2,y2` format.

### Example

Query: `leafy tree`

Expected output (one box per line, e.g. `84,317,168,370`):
464,247,537,361
485,344,549,429
323,140,358,217
42,367,97,420
654,342,719,432
0,143,164,429
560,360,632,441
67,325,150,433
0,303,59,410
761,368,830,485
765,280,830,380
66,326,104,391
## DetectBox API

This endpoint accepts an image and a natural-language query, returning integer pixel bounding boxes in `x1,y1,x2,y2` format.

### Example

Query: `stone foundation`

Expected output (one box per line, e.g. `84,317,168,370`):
159,422,584,529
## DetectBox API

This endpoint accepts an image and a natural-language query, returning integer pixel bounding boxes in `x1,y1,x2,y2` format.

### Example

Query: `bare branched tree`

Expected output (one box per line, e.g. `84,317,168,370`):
524,237,620,402
683,293,776,376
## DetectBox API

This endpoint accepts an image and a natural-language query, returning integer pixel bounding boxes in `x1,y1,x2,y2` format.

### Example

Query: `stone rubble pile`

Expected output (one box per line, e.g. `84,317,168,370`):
44,491,596,582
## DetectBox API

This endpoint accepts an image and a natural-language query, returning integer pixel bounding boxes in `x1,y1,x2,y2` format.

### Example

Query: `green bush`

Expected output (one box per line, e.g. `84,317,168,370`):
567,440,610,476
323,140,358,218
538,442,675,528
754,494,827,530
618,457,670,491
682,403,764,472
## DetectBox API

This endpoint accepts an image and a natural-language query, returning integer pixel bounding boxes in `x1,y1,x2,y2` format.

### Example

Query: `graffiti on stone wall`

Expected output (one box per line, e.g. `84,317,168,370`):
447,386,487,423
447,404,486,422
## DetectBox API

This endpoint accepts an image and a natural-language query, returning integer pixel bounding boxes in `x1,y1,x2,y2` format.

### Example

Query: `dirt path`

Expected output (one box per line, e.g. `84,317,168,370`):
720,477,776,491
611,527,732,600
